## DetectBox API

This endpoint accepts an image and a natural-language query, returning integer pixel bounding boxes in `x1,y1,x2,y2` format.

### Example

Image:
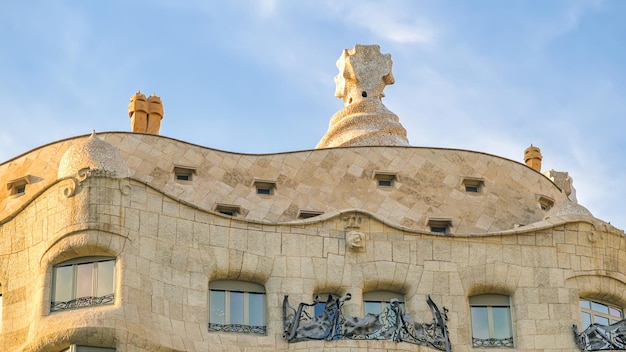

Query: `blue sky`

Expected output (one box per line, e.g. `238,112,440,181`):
1,0,625,230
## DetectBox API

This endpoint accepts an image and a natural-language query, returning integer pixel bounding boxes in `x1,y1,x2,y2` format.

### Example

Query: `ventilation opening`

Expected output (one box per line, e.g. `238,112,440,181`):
538,195,555,211
173,165,196,182
462,177,484,193
7,175,32,197
215,204,241,217
298,210,324,219
374,171,397,188
427,218,452,234
254,180,276,196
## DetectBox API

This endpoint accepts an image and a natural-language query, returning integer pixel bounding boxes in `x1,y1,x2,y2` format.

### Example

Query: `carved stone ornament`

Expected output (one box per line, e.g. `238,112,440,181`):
283,294,451,351
347,231,365,250
316,44,409,148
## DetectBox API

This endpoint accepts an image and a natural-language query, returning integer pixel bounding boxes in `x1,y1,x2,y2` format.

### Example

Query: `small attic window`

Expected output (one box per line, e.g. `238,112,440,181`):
7,175,32,197
462,177,484,193
374,171,397,187
215,203,241,217
173,165,196,182
428,218,452,234
254,179,276,195
538,195,554,211
298,210,324,219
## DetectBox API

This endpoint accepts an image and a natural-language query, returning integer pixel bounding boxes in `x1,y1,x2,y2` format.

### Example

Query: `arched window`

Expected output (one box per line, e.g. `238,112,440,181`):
469,294,514,348
208,280,266,335
51,257,116,311
580,299,623,329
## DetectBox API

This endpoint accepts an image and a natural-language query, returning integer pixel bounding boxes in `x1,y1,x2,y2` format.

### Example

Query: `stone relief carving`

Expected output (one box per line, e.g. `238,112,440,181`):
347,231,365,250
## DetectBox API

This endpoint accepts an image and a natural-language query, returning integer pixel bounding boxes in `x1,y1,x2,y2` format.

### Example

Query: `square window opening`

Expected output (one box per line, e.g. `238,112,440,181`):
462,178,484,194
172,165,196,183
427,218,452,234
7,175,32,197
253,180,276,196
374,172,397,188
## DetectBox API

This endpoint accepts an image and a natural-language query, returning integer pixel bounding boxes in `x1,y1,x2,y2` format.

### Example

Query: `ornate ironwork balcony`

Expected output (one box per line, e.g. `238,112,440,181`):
283,294,451,352
574,321,626,351
472,336,514,348
208,323,267,335
51,293,114,311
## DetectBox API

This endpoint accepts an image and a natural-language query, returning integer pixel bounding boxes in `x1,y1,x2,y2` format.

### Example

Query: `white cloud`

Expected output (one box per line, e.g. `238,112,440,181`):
325,0,435,44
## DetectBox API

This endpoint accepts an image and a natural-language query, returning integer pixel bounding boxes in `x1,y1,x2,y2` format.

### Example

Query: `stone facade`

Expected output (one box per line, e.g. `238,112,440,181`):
1,45,625,352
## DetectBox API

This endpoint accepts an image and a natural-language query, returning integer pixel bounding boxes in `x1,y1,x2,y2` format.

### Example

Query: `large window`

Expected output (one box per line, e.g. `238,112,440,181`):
469,294,514,348
580,299,623,329
363,291,405,326
209,280,266,335
51,257,115,311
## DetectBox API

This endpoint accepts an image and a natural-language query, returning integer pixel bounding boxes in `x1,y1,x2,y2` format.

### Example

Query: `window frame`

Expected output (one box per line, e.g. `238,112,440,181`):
580,299,624,329
469,294,514,348
51,257,116,311
208,280,267,335
6,175,32,197
427,218,452,234
363,291,405,327
173,165,196,183
374,171,398,188
253,179,276,196
462,177,484,194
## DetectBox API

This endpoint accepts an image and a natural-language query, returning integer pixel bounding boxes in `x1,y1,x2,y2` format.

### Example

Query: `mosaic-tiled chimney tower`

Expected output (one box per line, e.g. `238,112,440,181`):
316,44,409,148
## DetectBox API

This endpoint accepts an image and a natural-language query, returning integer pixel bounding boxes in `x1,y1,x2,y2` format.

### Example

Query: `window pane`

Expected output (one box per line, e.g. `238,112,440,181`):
581,312,592,329
492,307,513,338
76,263,94,298
595,315,609,326
591,301,609,314
53,265,74,302
210,290,226,324
229,291,244,325
314,302,326,318
96,260,115,297
248,293,265,326
471,306,489,339
364,301,382,315
610,307,622,318
580,300,591,309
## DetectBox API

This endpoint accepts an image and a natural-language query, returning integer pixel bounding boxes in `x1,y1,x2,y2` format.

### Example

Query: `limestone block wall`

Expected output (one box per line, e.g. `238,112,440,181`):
0,132,568,235
1,174,624,351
